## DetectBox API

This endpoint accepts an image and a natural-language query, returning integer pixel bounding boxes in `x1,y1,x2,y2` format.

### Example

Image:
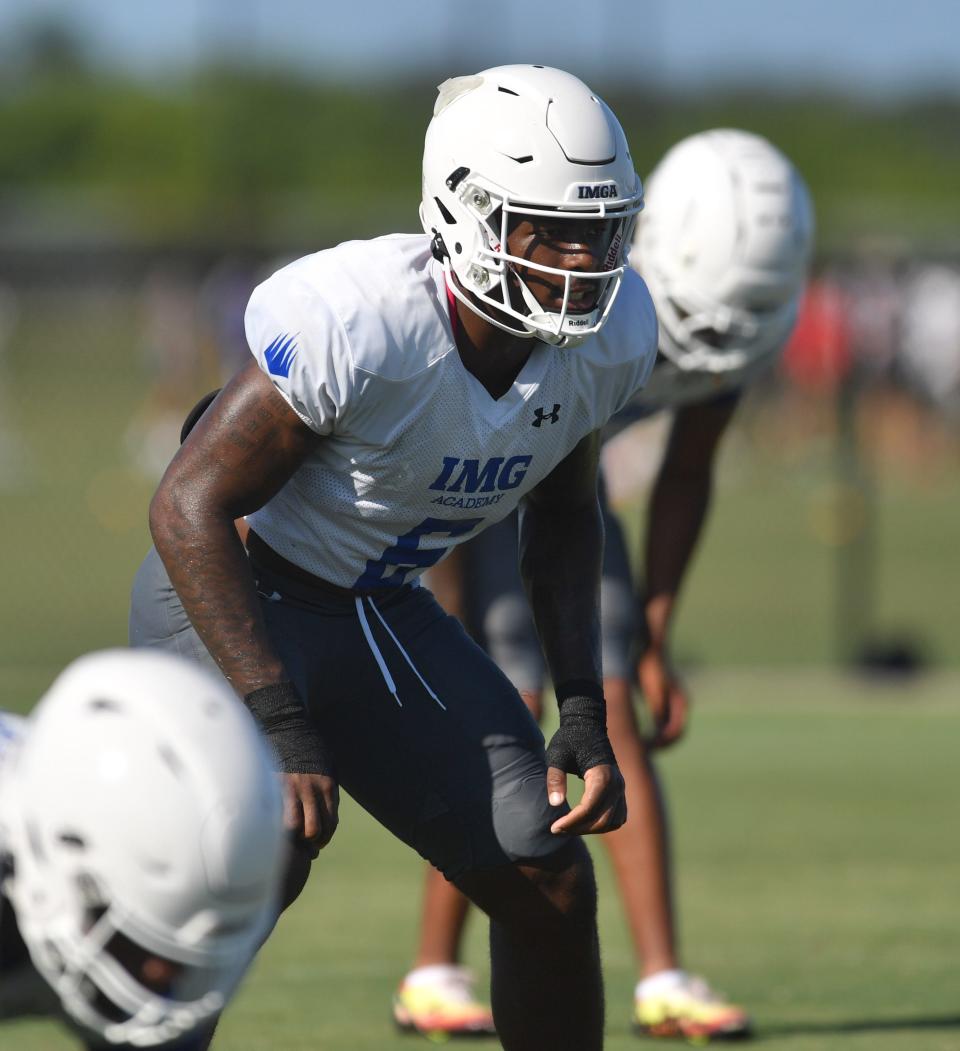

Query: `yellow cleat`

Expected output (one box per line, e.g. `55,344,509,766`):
634,973,751,1042
393,965,496,1039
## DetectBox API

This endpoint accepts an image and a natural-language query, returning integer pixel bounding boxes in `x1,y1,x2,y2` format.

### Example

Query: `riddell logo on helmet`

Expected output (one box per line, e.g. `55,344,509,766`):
577,184,618,199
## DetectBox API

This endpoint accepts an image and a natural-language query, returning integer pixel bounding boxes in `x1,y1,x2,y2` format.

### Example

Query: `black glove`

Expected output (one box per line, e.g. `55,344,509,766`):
544,679,616,776
243,681,334,776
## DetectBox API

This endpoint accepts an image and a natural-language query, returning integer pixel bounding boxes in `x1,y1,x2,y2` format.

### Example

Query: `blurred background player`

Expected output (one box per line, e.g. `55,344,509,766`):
0,648,286,1050
392,128,814,1042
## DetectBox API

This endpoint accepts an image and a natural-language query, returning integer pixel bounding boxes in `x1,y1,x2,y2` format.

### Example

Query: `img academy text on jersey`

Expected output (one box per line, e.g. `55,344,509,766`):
243,231,657,591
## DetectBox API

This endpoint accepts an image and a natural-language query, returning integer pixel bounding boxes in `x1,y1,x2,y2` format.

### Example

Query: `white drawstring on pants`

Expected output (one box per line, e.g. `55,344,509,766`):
355,596,446,710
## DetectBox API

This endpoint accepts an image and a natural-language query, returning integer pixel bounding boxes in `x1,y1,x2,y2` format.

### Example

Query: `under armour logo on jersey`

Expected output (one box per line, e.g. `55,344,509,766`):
264,333,298,378
532,404,561,427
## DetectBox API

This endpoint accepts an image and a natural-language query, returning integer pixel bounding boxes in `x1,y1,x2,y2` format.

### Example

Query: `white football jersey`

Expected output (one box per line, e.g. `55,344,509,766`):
245,233,657,588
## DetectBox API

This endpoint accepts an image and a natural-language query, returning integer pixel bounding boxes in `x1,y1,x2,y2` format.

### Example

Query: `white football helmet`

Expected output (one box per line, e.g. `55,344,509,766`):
420,64,644,348
0,649,285,1047
635,128,814,375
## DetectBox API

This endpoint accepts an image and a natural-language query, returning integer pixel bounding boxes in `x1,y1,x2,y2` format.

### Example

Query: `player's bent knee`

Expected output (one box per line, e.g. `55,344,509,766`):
490,764,561,863
518,839,598,927
456,838,597,934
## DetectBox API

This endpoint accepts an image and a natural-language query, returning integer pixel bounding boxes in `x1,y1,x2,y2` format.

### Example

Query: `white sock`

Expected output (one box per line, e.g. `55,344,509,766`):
404,964,465,988
636,969,688,999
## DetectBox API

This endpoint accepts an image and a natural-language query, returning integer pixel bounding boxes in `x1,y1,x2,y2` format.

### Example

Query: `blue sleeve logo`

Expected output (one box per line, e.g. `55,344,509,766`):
264,332,299,377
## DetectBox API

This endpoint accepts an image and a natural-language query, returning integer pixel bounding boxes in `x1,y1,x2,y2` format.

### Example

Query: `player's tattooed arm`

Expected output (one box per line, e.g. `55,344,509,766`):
151,363,339,855
149,360,318,697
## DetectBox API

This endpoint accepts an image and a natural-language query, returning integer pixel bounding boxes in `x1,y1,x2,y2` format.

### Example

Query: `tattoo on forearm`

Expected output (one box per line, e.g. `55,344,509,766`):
152,384,311,696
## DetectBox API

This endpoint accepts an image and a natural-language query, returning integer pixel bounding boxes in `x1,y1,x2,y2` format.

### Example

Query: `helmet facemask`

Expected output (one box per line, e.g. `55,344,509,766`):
10,843,269,1048
420,65,644,349
44,915,224,1047
649,274,801,374
439,177,641,348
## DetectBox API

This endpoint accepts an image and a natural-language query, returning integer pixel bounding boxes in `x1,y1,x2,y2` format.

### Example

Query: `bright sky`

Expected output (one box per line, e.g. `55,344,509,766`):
2,0,959,97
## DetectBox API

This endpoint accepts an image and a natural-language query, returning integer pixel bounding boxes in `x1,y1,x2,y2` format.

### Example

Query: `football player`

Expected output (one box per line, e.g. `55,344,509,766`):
0,648,286,1050
392,129,814,1041
130,66,657,1051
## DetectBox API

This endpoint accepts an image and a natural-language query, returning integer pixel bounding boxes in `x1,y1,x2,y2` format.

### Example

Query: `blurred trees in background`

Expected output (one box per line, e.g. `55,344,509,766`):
2,31,960,261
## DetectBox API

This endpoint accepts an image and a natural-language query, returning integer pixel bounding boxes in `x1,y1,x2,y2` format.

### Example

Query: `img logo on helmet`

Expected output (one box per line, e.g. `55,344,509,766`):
577,183,619,199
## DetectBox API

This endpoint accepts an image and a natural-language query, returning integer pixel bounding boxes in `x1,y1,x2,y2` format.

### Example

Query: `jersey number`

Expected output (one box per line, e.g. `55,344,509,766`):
353,517,484,589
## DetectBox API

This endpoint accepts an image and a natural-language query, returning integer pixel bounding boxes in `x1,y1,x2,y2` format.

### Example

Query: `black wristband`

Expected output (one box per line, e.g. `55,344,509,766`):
545,683,616,775
243,681,333,776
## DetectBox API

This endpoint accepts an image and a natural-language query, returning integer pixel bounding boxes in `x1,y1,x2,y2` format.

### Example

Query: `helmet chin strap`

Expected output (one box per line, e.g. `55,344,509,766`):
509,264,601,348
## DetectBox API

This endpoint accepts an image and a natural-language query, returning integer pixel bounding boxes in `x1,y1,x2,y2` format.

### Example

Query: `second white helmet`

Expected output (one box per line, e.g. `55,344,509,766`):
0,649,285,1047
420,65,644,348
635,128,814,374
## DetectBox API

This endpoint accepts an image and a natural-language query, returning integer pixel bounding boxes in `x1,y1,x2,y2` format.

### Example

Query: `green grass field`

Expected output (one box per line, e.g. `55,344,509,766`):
2,292,958,1049
6,671,959,1050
